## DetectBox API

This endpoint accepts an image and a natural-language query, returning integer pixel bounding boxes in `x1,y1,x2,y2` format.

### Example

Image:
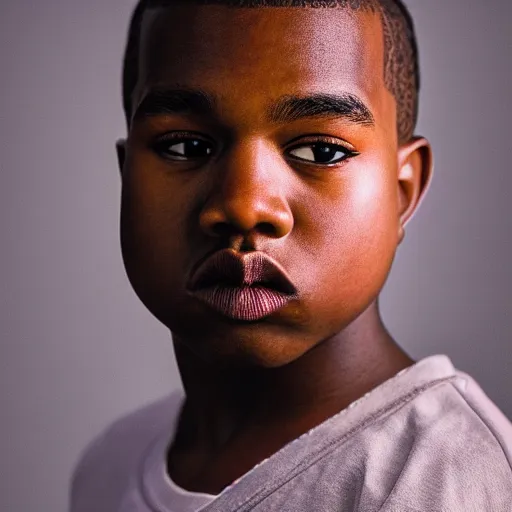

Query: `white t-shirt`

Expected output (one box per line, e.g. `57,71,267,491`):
70,355,512,511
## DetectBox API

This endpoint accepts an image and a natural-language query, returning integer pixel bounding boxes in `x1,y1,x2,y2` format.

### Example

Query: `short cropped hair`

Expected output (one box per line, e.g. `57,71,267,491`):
122,0,420,142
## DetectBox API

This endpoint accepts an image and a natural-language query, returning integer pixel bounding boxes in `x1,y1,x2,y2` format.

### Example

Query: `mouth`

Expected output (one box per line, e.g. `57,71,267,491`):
186,249,298,321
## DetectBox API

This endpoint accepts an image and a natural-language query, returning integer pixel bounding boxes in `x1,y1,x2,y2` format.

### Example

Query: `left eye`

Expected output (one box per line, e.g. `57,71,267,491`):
287,143,351,164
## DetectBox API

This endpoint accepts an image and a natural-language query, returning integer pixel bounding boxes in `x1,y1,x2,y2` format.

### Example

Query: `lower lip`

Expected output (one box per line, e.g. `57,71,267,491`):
188,285,296,321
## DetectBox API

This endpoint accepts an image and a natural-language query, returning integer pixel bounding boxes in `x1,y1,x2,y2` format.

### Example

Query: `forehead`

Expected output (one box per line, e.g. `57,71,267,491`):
135,5,393,128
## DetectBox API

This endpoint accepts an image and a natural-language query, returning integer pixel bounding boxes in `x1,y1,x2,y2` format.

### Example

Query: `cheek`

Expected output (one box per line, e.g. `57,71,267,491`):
120,159,192,289
298,165,398,310
345,169,398,256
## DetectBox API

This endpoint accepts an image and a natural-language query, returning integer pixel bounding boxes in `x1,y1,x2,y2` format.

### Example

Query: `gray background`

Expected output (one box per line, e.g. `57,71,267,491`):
1,1,511,510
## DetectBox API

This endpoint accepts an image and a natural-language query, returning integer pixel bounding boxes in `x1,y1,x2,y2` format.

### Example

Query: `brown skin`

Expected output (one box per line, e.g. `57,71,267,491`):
117,5,433,494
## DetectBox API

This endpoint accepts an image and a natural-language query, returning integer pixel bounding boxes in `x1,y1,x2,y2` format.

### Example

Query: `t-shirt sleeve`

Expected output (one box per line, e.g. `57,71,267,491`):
380,374,512,511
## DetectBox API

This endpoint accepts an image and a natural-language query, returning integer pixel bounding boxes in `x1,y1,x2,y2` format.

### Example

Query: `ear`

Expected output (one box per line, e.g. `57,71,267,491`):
116,139,127,178
397,136,433,244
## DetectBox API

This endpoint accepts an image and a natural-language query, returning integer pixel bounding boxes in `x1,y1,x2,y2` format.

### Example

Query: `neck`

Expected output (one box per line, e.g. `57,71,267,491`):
171,299,413,453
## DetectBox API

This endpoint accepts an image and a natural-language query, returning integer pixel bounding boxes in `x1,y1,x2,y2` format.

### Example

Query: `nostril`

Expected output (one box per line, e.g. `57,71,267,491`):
257,222,277,236
211,222,236,238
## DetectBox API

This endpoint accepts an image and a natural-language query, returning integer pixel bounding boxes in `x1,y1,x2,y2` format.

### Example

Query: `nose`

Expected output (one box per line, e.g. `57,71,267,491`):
199,139,294,241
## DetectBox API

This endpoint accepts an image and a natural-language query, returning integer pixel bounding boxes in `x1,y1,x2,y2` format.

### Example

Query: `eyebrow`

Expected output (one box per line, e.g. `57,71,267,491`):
268,93,375,127
133,88,217,121
133,88,375,127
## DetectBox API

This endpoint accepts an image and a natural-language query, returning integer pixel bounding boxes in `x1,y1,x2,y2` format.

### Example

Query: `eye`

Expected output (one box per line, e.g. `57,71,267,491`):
287,142,355,165
153,136,214,161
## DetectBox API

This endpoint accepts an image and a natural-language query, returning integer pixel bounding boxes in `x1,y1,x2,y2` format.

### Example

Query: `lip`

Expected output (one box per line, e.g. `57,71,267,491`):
186,249,298,321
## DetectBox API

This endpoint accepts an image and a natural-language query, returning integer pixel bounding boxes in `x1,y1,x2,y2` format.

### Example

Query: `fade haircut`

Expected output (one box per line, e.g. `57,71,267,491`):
122,0,420,143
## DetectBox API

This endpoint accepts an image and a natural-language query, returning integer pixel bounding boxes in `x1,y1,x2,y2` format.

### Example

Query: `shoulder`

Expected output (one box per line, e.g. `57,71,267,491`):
69,391,183,512
452,369,512,463
382,370,512,510
415,369,512,469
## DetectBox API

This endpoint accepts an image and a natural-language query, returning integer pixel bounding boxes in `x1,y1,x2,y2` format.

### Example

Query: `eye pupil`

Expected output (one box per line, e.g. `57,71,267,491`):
315,145,334,162
183,139,211,157
313,144,340,163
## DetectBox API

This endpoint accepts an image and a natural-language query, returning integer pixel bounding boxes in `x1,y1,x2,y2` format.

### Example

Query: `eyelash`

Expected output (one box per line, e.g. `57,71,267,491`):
152,131,359,166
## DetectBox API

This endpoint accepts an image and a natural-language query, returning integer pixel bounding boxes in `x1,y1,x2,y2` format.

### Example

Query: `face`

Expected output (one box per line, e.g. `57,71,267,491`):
119,5,430,368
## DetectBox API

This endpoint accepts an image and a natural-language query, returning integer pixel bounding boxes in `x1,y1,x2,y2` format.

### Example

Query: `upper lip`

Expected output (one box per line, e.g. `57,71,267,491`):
187,249,298,296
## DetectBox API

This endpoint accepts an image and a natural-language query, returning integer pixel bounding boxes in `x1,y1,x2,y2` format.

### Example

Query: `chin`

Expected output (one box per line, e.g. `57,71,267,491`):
137,285,362,369
165,305,315,369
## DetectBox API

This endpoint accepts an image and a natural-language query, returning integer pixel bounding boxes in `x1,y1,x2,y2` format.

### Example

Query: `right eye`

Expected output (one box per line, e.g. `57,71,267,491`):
153,136,214,161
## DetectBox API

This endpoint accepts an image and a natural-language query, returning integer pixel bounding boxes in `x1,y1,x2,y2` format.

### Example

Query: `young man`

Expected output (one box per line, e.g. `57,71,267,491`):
71,1,512,510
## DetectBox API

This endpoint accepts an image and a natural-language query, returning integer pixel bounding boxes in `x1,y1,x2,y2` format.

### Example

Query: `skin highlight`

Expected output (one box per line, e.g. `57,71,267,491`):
117,4,433,494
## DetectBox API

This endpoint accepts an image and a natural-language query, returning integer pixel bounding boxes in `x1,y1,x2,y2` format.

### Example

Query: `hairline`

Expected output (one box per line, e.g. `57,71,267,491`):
124,0,419,142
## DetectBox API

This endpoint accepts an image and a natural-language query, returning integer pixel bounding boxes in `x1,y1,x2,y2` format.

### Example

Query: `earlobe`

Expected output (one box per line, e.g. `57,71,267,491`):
397,137,434,244
116,139,127,178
